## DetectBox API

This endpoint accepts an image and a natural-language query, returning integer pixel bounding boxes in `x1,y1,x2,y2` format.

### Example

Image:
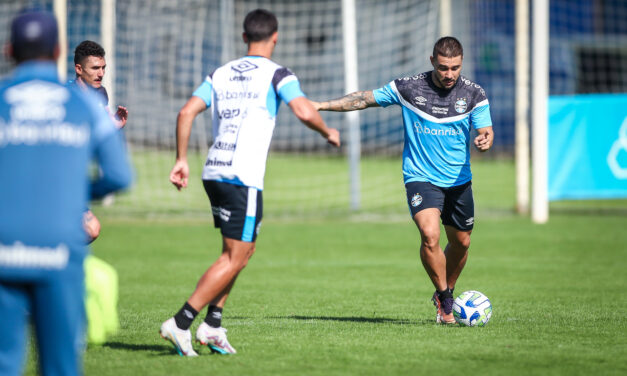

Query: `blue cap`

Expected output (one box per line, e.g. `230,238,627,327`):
11,10,58,58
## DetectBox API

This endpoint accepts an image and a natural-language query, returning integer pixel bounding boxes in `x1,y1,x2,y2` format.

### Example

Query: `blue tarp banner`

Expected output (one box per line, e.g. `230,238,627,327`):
549,94,627,200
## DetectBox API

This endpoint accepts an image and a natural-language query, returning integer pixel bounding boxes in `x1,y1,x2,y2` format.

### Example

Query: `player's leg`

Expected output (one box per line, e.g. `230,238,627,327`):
191,238,253,354
161,238,251,356
441,181,475,291
193,183,262,355
32,264,86,376
188,237,255,311
406,182,454,324
0,282,30,376
193,270,241,354
161,181,260,355
204,255,248,325
443,226,471,290
406,182,447,291
413,208,447,291
413,208,456,324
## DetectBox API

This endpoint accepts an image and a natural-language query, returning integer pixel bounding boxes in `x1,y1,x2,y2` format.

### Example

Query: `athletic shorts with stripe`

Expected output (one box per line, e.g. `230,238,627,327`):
203,180,263,242
405,181,475,231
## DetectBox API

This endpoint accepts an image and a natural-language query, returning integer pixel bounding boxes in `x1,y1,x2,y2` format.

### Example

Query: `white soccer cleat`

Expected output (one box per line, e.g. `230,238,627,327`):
196,322,237,354
159,317,198,357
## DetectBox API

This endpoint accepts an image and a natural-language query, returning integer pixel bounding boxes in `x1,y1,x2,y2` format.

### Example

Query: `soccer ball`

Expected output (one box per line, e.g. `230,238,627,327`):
453,290,492,327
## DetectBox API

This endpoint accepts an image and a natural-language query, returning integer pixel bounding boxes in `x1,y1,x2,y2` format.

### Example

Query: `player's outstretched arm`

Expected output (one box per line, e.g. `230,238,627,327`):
474,126,494,152
288,96,340,147
170,96,207,190
310,90,379,112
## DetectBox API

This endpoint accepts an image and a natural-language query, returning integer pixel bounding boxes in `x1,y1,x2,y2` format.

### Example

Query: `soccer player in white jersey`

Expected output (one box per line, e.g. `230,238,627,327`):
160,9,340,356
310,37,494,324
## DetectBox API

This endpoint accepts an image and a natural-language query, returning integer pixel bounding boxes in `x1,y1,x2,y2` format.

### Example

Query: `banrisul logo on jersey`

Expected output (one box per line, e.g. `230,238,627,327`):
455,98,467,113
414,120,463,137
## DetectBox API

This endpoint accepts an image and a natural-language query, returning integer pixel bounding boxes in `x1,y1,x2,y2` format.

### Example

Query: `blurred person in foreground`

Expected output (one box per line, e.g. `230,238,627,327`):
310,36,493,324
160,8,340,356
0,9,132,376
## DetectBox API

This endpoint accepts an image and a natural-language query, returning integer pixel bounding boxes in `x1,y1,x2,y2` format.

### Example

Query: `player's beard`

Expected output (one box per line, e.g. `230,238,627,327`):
432,72,455,90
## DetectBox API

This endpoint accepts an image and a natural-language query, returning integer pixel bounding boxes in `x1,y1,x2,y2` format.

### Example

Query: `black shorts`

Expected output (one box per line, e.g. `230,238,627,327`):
405,181,474,231
203,180,263,242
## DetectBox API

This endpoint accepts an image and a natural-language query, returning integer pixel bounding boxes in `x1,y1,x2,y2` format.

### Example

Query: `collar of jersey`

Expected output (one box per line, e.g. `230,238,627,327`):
427,70,460,94
13,61,59,82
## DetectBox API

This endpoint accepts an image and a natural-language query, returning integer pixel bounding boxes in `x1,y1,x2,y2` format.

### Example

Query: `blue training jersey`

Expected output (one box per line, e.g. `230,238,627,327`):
373,72,492,187
0,62,132,281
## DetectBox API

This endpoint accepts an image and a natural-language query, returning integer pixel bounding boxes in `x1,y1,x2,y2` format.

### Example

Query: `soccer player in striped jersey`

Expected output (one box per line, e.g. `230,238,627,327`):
311,37,494,324
160,9,340,356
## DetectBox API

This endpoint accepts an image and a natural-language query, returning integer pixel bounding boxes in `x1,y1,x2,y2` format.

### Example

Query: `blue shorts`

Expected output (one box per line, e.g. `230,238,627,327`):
405,181,475,231
203,180,263,242
0,263,85,376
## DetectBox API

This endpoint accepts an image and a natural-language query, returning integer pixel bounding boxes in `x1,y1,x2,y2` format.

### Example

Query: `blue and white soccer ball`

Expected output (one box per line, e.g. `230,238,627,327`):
453,290,492,327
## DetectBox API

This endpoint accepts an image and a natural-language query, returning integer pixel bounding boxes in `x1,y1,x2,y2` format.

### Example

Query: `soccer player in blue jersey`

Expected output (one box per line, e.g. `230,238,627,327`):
69,40,128,129
0,10,132,376
311,37,494,324
160,9,340,356
68,40,129,242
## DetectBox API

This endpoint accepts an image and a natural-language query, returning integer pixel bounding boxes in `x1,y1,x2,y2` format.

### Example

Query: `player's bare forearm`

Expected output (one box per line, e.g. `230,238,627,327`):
474,126,494,152
175,113,193,161
175,96,207,160
316,91,379,112
289,97,341,146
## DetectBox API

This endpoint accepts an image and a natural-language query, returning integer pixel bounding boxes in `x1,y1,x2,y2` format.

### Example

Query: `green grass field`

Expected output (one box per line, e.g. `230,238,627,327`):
26,157,627,375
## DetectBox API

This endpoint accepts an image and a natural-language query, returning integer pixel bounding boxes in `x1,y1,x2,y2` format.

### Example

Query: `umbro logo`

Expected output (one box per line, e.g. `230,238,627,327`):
465,217,474,226
231,60,258,74
414,96,427,106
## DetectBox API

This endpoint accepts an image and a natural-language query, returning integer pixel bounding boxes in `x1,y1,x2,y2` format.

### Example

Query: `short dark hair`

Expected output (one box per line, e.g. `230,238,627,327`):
74,40,105,65
243,9,278,42
432,36,463,59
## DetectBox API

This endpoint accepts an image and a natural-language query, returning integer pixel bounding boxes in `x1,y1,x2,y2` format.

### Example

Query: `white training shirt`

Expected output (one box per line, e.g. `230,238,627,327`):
192,56,305,190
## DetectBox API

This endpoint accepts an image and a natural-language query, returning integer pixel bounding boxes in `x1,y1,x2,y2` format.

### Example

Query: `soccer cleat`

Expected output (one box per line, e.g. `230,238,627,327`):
159,317,198,357
432,291,456,324
196,322,237,354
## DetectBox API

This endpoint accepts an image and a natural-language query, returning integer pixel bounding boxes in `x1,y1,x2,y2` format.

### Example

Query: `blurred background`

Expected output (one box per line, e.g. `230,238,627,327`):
1,0,625,218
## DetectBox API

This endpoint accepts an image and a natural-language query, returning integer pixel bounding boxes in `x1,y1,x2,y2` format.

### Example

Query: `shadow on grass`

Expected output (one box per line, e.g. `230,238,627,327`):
101,341,175,355
275,315,432,325
101,341,226,357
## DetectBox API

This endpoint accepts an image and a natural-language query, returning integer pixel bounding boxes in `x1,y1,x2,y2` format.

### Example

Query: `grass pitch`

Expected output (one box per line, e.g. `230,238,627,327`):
25,158,627,375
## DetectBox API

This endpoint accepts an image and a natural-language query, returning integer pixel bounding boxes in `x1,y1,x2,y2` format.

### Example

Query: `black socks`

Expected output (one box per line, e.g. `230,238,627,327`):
437,287,454,301
174,302,198,330
173,302,223,330
204,305,223,328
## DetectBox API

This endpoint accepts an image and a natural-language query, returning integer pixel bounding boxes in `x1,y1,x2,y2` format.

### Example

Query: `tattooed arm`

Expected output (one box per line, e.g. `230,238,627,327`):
310,91,380,112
